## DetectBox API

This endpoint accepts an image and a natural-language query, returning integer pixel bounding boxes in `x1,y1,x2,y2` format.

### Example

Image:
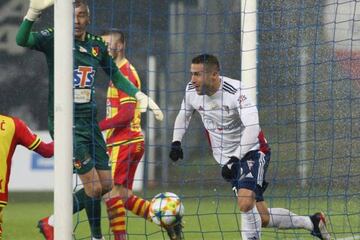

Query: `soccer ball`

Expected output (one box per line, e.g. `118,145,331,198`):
149,192,184,227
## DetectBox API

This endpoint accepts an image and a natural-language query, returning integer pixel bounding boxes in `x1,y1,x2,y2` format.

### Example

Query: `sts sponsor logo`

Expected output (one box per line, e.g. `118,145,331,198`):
74,66,95,87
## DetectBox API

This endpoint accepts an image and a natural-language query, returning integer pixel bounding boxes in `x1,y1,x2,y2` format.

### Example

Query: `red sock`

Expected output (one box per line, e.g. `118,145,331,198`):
125,195,151,221
106,197,126,240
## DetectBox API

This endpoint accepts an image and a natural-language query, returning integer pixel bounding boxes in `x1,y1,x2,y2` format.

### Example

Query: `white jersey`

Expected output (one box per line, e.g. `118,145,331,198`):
172,76,267,165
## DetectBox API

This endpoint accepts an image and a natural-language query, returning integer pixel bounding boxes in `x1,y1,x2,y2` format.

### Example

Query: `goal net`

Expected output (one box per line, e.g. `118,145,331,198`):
70,0,359,239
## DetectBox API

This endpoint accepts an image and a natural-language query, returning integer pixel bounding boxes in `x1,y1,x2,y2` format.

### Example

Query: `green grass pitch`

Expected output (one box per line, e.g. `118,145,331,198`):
2,192,359,239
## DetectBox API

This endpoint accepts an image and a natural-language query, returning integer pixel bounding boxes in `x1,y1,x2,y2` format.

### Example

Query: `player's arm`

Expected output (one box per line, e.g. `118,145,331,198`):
16,20,36,47
16,0,54,47
99,102,136,131
236,87,260,159
14,118,54,158
172,99,194,143
169,91,195,161
101,53,163,121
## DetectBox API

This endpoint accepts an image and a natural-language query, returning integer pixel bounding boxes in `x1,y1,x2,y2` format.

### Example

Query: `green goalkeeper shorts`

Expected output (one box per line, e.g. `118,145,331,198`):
48,116,110,175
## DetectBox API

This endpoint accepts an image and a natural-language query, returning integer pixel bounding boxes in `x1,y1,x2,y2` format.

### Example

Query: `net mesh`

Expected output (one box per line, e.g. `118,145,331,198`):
70,0,360,239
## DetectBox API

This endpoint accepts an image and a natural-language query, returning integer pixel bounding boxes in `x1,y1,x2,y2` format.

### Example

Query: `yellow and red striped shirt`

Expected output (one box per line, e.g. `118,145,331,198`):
104,58,144,147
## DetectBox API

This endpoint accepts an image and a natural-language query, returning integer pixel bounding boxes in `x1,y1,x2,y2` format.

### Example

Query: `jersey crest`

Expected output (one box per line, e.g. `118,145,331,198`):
74,66,96,87
92,47,100,57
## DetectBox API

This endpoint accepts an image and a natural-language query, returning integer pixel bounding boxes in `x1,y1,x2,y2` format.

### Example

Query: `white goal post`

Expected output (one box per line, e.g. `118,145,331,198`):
54,0,73,239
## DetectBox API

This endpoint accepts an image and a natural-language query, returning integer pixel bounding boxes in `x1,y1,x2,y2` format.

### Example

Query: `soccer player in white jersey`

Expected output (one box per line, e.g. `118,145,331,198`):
169,54,331,240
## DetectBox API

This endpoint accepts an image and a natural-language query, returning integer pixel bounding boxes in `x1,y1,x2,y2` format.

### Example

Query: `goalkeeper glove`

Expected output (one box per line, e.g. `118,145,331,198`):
135,91,164,121
25,0,54,21
169,141,183,161
221,156,241,182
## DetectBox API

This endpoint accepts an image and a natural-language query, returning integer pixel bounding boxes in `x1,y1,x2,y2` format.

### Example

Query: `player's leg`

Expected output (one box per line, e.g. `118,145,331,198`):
252,149,330,239
256,200,270,227
121,142,152,220
105,142,146,240
237,188,261,240
93,126,113,196
260,206,330,239
222,150,272,239
78,166,104,239
81,126,113,240
38,119,105,240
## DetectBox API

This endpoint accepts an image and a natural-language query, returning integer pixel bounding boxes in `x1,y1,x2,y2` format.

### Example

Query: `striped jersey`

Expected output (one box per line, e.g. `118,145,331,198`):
0,115,42,205
172,76,269,165
104,58,144,146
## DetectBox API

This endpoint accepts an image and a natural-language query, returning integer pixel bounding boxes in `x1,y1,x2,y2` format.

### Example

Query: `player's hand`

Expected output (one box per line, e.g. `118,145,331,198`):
221,156,241,182
25,0,54,21
169,141,183,161
135,91,164,121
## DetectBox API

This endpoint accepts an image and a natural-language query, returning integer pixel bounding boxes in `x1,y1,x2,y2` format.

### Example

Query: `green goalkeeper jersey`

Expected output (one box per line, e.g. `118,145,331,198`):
16,20,138,122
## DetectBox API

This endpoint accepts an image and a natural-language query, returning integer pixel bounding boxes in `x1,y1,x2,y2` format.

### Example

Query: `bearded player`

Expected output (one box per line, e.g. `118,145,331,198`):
169,54,330,240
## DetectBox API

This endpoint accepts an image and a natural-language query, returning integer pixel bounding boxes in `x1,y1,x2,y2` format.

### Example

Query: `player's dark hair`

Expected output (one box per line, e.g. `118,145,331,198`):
192,54,220,71
74,0,89,12
102,29,125,44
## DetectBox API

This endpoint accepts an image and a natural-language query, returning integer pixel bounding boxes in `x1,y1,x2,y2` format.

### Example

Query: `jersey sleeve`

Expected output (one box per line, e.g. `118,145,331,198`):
235,82,260,158
30,28,54,52
14,118,54,158
99,103,135,131
16,20,53,52
172,85,195,142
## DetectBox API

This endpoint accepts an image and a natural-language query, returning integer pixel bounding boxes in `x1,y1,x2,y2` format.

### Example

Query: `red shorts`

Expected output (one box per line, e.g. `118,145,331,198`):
108,141,145,190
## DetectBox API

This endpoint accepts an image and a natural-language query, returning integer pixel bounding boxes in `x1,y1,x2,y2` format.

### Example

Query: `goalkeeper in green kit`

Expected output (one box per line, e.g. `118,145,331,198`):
16,0,163,239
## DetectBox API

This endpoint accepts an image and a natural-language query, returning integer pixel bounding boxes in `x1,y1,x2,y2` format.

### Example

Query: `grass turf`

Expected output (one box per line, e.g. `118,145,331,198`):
2,192,359,240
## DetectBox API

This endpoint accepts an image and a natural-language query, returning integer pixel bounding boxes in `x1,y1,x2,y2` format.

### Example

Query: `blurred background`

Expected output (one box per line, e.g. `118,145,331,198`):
1,0,359,239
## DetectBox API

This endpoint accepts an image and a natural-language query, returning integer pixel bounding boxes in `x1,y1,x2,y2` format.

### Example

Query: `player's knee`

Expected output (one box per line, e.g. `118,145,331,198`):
101,182,112,195
237,196,255,212
85,184,103,198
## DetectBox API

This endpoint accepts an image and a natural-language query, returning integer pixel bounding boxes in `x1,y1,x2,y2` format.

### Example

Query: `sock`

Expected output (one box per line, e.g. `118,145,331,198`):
84,194,102,238
241,206,262,240
73,188,86,214
267,208,313,230
124,195,151,221
48,215,54,226
106,196,126,240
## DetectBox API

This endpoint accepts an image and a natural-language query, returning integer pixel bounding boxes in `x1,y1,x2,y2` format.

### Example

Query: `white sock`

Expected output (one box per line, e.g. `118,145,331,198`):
92,237,105,240
48,215,54,226
241,206,262,240
267,208,313,230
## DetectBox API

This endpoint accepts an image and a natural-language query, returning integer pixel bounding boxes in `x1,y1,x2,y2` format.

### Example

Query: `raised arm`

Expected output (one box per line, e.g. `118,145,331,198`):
16,20,36,47
16,0,54,47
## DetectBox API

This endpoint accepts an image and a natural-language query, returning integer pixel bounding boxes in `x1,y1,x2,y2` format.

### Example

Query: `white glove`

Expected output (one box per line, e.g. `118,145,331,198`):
25,0,54,21
135,91,164,121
